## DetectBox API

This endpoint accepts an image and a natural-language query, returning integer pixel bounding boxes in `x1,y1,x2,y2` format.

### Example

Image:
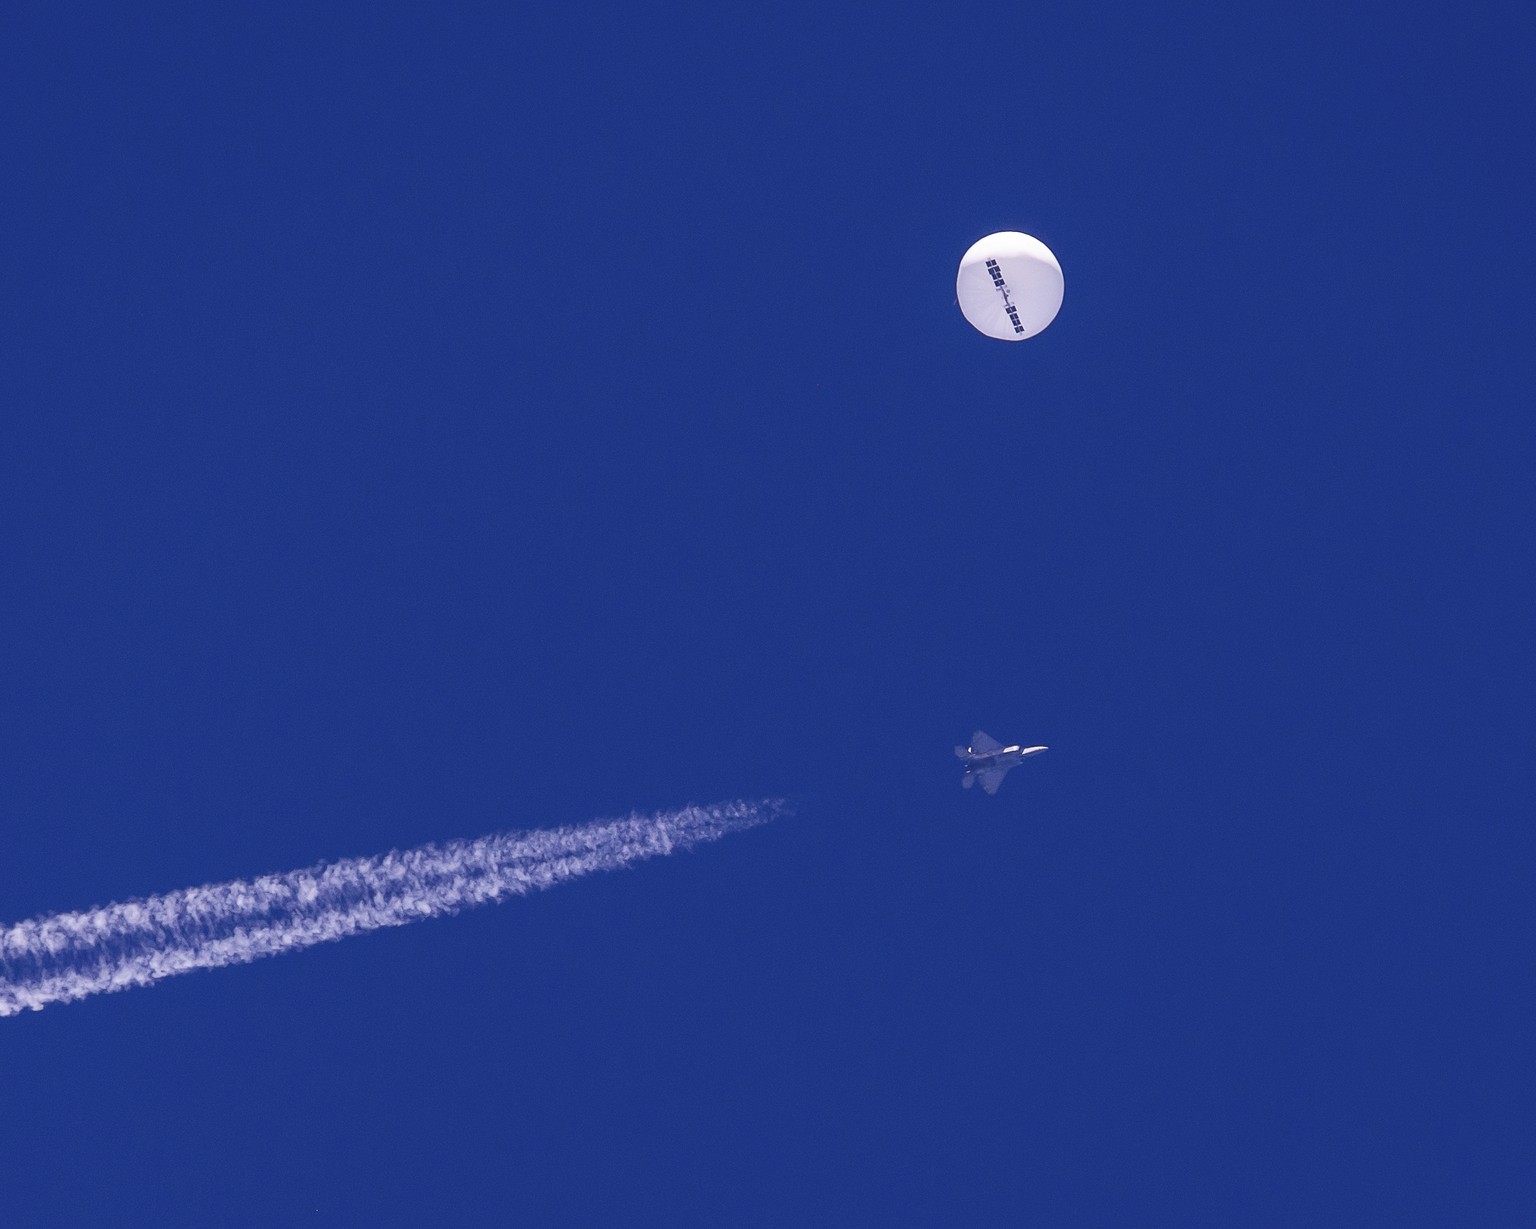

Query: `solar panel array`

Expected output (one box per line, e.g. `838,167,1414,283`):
984,258,1027,334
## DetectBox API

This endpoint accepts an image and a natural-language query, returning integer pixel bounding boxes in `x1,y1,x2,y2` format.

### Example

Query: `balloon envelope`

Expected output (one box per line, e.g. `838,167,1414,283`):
956,232,1063,341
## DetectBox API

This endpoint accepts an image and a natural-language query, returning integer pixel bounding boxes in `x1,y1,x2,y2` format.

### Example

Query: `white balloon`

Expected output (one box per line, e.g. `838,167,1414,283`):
956,232,1063,341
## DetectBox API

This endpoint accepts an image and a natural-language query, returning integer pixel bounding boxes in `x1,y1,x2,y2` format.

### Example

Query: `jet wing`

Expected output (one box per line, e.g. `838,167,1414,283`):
969,730,1002,754
976,767,1008,795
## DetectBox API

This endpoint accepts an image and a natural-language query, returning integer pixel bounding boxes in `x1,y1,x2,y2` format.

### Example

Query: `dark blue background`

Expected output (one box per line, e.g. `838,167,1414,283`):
3,2,1531,1223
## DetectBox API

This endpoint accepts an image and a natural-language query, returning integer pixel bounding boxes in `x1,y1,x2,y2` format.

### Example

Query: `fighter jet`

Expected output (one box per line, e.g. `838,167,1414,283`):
956,730,1048,795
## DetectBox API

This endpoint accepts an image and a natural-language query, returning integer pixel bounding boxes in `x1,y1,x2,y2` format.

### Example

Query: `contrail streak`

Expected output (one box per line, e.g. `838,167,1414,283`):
0,800,778,1018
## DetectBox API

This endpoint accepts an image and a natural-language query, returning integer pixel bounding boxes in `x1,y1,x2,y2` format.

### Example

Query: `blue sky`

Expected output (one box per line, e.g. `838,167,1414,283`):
2,1,1531,1223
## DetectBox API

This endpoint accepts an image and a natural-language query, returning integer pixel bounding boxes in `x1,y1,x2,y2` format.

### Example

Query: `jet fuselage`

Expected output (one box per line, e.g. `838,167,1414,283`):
965,744,1048,771
955,732,1048,794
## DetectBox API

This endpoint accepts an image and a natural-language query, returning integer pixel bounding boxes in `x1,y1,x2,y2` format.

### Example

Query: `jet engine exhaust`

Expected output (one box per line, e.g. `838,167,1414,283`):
0,800,780,1018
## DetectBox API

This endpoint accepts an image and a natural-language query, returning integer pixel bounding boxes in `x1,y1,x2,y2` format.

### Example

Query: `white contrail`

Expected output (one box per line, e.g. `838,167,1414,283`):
0,800,778,1018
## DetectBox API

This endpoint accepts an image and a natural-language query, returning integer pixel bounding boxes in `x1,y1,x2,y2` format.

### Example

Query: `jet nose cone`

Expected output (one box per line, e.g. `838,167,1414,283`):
1022,745,1048,756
